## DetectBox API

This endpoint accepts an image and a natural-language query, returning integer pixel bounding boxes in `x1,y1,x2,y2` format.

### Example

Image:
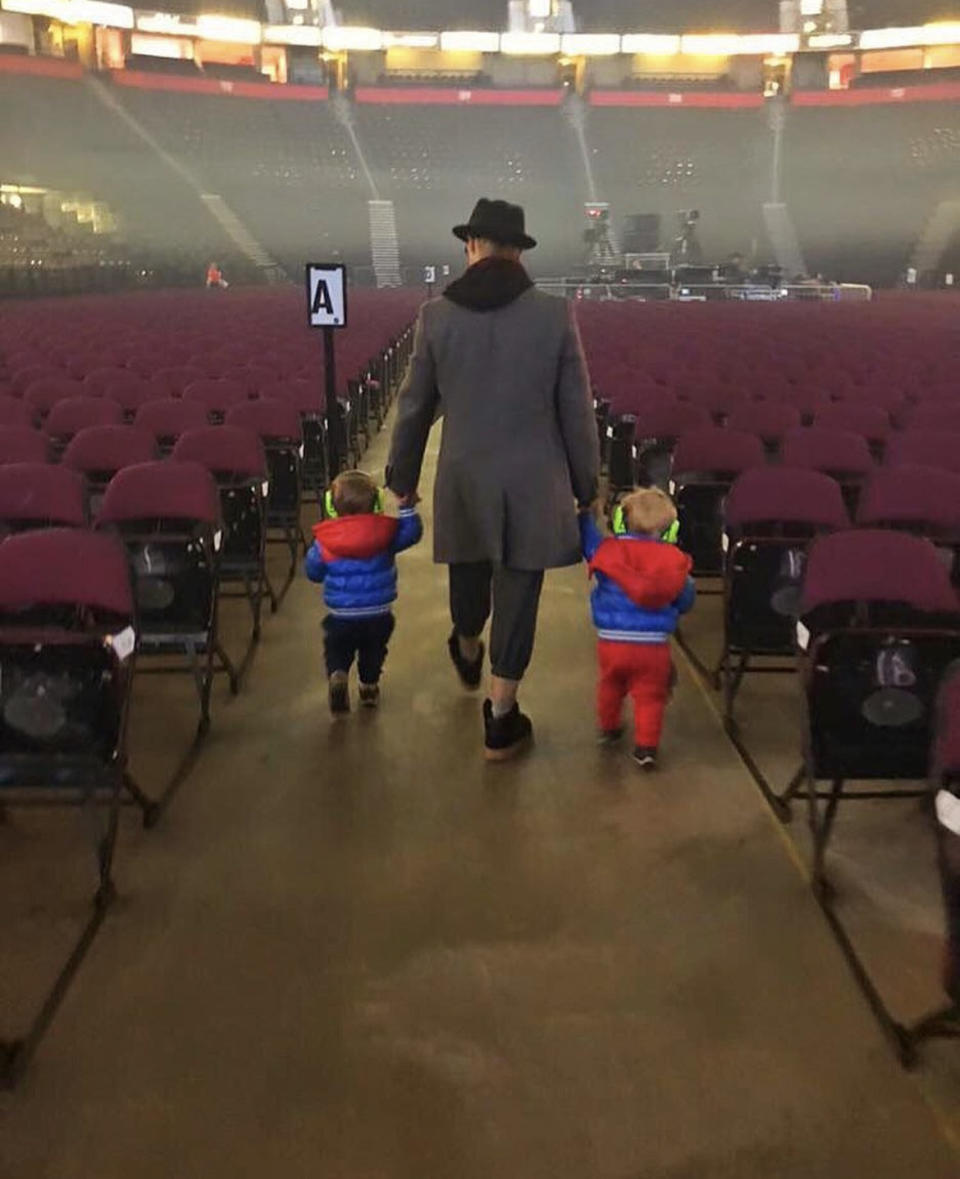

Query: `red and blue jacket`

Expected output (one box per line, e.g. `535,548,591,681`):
580,515,695,643
304,508,422,618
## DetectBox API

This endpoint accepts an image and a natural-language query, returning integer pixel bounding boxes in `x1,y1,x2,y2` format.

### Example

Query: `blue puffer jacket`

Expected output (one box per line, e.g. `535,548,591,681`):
305,508,422,617
580,515,695,642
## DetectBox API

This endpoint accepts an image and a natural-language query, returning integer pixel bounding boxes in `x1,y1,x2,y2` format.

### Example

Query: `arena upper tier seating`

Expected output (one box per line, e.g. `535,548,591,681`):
4,64,959,286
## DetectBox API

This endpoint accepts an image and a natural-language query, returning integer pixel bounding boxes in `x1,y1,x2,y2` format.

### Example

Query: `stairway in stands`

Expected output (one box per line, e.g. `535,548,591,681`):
368,200,402,288
199,195,285,281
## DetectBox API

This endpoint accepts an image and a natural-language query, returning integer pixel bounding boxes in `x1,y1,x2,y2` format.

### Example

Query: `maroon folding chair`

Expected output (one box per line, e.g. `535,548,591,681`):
101,377,160,422
172,426,271,668
0,528,136,1086
134,398,210,455
183,378,250,424
0,396,36,428
62,425,158,508
0,462,87,532
720,466,849,731
0,426,50,466
671,427,766,576
24,376,84,421
782,427,874,514
149,366,205,398
98,460,234,820
226,398,305,597
886,430,960,476
45,397,124,455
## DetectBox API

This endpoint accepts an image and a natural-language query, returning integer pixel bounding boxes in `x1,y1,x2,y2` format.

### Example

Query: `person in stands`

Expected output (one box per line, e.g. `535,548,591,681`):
206,261,228,289
386,198,599,761
305,470,422,715
580,488,695,770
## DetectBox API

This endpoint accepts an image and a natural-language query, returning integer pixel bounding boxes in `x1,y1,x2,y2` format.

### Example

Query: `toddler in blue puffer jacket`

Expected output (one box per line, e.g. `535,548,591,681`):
305,469,422,714
580,487,695,770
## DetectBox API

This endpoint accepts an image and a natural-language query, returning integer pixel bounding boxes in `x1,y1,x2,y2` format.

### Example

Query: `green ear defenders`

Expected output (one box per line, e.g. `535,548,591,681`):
324,486,385,519
611,502,680,544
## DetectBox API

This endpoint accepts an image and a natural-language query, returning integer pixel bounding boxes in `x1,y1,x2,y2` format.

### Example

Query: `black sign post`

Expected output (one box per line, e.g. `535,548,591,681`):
306,262,348,481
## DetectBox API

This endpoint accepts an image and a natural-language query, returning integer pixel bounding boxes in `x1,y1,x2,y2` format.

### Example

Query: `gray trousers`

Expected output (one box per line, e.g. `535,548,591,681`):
449,563,544,681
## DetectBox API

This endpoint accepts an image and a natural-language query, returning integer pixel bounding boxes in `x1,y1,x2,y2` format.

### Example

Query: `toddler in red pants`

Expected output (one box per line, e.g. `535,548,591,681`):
580,488,695,769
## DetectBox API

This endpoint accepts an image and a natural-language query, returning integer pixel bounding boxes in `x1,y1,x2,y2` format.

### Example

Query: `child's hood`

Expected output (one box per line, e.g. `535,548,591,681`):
590,537,692,609
312,514,399,560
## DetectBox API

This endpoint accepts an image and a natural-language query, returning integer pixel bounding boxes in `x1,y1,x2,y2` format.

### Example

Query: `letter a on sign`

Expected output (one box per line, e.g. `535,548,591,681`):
305,263,348,329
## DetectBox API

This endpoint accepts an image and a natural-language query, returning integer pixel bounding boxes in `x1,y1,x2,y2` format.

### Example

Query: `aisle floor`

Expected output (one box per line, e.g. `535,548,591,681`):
2,422,959,1178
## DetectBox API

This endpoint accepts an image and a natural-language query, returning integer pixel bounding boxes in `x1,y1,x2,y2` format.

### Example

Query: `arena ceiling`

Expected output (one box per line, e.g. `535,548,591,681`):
156,0,960,29
339,1,960,32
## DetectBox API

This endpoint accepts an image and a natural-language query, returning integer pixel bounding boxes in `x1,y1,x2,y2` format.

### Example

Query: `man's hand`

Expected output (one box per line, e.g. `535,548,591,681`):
395,490,421,509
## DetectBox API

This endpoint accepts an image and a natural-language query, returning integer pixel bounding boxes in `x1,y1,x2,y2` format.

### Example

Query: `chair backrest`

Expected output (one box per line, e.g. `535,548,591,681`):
183,378,250,418
726,403,801,443
900,404,960,433
726,467,849,532
672,428,765,478
45,396,124,440
812,403,891,443
0,395,35,428
802,529,959,617
858,466,960,533
149,366,206,397
259,378,323,414
82,366,131,397
101,377,160,417
10,364,59,397
171,426,267,480
61,425,158,477
0,426,50,465
225,397,303,442
24,376,84,417
634,401,709,441
0,462,87,528
781,428,874,476
134,398,210,442
886,430,960,475
97,459,220,527
0,527,133,621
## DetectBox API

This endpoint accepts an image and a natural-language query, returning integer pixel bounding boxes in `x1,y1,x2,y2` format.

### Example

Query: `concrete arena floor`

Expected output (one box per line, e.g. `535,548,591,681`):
2,418,960,1178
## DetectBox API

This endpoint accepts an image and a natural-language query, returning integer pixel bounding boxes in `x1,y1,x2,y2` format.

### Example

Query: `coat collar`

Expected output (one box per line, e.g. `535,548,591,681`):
443,258,534,312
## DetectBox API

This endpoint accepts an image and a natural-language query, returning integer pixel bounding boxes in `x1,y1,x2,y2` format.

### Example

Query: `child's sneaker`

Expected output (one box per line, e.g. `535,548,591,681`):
633,746,658,771
597,727,624,746
359,683,380,708
328,672,350,715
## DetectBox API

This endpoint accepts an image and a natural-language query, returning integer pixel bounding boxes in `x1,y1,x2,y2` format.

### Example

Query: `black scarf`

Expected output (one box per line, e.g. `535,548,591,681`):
443,257,534,312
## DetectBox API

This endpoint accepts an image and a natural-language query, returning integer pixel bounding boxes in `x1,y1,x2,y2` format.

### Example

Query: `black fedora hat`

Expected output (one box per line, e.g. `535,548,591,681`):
452,198,537,250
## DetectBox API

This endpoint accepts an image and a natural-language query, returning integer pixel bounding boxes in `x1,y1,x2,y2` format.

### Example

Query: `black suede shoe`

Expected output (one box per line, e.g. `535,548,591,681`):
483,699,533,762
633,746,658,771
448,630,484,690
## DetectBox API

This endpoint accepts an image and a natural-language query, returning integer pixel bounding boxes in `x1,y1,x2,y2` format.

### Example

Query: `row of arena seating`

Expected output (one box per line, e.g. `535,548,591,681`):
581,295,960,1060
0,286,418,1086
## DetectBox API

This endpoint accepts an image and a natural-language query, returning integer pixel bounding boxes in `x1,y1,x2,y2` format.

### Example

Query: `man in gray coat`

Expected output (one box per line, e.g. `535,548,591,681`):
386,198,599,760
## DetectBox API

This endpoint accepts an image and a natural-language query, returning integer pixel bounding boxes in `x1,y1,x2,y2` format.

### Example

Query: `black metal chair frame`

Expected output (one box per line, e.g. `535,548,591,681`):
262,435,306,605
105,515,237,826
0,618,135,1087
213,471,273,674
718,522,829,726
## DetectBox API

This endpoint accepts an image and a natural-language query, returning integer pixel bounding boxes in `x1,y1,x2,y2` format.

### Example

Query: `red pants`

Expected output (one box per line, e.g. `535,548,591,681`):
596,640,673,747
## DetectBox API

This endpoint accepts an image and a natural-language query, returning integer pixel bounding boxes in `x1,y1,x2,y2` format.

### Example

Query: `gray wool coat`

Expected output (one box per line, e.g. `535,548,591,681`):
386,286,599,571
